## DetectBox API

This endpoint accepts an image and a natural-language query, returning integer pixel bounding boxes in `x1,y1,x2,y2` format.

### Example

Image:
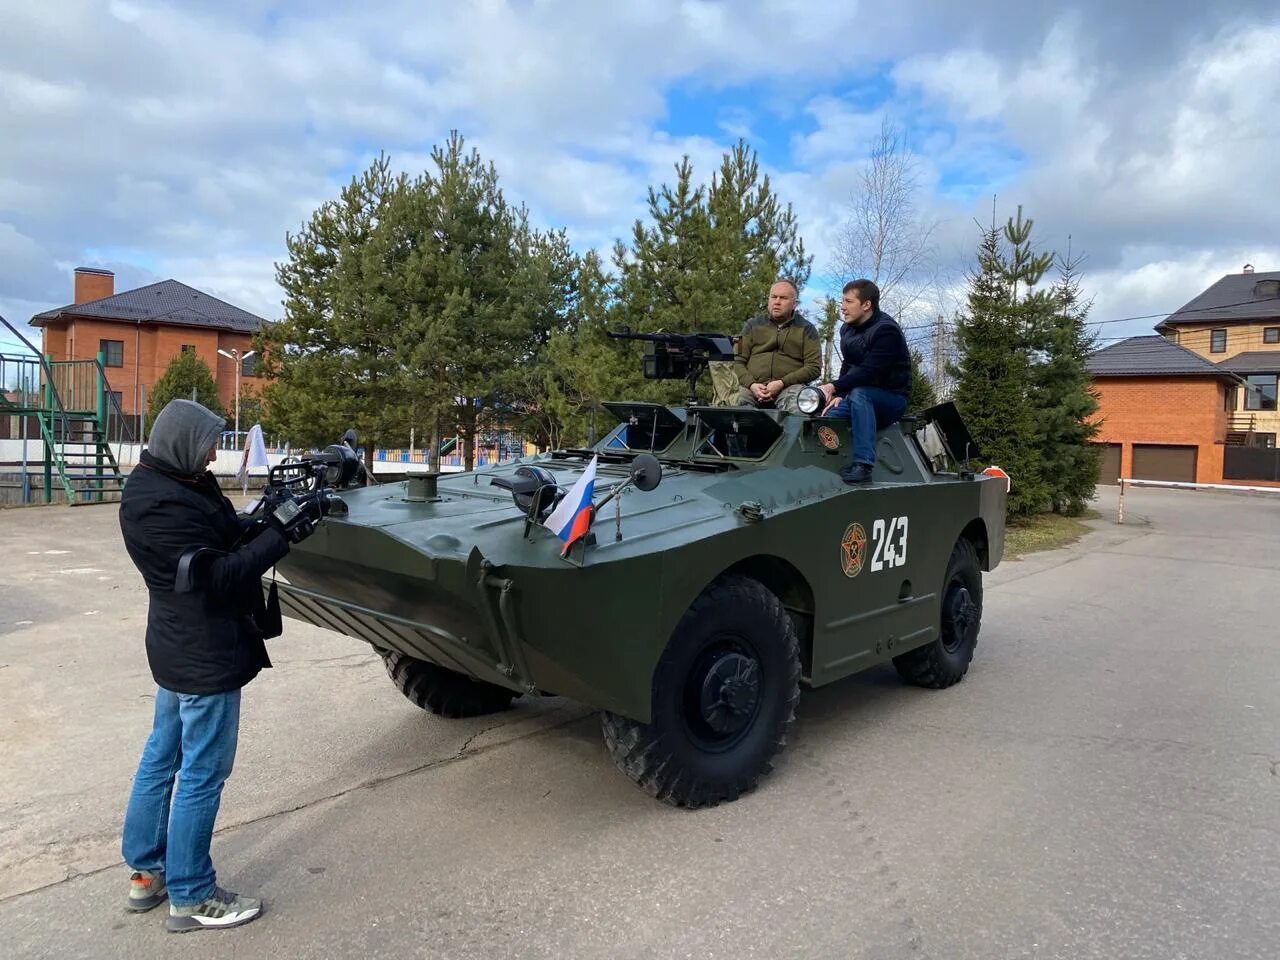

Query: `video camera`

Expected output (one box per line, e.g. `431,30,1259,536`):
247,430,367,533
608,328,735,407
175,432,368,595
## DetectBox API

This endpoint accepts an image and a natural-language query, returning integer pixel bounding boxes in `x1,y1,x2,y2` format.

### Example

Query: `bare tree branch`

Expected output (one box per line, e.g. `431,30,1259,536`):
833,117,942,324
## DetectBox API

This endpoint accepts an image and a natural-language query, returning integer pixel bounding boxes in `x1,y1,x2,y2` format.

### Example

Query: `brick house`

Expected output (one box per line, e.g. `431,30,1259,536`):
1087,337,1239,484
1088,265,1280,485
1154,266,1280,449
29,267,267,429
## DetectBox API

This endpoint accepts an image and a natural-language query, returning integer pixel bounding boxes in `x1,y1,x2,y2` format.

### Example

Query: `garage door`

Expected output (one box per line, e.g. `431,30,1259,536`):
1131,444,1197,483
1096,443,1121,485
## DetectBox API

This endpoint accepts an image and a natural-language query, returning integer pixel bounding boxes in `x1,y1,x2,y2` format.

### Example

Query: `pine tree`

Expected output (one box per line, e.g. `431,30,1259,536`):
265,136,580,469
703,142,812,325
1033,248,1101,514
906,349,937,415
614,156,710,339
147,351,224,430
382,133,576,469
504,227,591,450
949,221,1047,517
534,253,635,448
262,153,410,469
609,141,812,404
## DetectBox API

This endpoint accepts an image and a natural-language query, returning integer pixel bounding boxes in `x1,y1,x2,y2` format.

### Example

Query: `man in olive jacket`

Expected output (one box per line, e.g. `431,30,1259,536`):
118,399,317,932
734,279,821,413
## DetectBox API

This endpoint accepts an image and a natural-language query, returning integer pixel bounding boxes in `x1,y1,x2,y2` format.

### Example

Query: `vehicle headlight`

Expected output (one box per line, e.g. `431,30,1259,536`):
796,386,824,416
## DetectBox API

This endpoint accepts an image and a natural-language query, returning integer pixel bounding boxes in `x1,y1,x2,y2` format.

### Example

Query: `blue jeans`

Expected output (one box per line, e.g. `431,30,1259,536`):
831,387,908,467
122,687,241,906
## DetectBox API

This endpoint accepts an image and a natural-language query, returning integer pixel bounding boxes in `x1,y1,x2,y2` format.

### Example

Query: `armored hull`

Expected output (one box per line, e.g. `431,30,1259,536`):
274,402,1006,805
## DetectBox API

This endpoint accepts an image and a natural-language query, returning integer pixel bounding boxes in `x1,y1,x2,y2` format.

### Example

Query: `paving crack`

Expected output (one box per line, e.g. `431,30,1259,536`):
792,734,931,958
0,705,591,905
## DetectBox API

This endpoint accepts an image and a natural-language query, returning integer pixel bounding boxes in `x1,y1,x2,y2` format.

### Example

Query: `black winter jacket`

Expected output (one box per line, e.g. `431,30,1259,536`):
833,309,912,398
119,451,290,695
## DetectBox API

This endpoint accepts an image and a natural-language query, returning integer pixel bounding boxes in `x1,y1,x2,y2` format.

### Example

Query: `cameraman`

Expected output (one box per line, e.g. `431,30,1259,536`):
118,399,319,932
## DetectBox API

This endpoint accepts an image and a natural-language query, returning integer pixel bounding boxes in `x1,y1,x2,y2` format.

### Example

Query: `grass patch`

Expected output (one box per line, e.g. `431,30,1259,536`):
1003,510,1097,559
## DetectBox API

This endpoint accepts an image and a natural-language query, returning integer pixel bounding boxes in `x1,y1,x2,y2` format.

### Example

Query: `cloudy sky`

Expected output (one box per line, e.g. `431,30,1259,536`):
2,0,1277,354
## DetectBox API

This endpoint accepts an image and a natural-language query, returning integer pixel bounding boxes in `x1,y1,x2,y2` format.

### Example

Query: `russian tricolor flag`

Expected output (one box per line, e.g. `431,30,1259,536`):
542,455,598,555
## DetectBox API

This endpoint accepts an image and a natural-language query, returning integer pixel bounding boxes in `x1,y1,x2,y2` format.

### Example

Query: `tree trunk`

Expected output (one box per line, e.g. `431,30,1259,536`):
428,415,441,473
460,405,476,471
363,440,375,485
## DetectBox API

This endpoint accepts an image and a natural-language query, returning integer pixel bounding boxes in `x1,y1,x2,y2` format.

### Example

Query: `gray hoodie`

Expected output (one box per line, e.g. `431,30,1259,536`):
148,399,225,476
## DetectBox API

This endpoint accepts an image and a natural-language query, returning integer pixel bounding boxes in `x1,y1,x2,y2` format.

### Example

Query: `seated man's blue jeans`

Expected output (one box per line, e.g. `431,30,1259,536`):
122,687,241,906
830,387,908,467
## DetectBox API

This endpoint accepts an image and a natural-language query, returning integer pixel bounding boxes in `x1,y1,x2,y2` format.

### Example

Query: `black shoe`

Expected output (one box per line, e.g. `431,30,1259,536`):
840,464,873,484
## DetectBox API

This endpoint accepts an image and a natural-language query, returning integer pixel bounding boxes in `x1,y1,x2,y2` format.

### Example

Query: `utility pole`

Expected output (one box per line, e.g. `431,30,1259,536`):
216,347,256,449
811,296,838,381
932,314,949,399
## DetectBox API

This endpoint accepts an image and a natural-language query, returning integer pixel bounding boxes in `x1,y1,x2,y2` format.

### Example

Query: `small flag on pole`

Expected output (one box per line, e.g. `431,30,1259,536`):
239,423,269,494
982,465,1011,492
542,455,598,555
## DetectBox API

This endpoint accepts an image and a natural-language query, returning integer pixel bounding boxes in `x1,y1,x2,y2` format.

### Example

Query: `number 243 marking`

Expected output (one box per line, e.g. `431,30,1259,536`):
871,516,909,572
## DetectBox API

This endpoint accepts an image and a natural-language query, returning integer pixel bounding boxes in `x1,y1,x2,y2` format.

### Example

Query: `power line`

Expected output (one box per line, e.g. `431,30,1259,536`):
1085,296,1280,328
1093,328,1280,349
905,295,1277,332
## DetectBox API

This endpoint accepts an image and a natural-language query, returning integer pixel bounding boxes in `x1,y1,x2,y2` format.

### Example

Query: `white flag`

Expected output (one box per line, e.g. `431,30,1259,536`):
239,424,269,494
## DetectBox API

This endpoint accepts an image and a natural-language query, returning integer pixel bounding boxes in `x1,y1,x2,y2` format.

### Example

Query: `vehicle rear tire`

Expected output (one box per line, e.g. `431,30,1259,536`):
380,649,518,717
601,574,801,809
893,538,982,689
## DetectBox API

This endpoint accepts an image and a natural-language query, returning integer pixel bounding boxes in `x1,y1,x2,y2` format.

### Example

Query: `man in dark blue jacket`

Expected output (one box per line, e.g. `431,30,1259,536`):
118,399,317,932
819,279,912,483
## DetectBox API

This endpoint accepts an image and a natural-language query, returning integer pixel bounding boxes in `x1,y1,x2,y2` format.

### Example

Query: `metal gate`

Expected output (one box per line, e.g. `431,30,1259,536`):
1223,446,1280,482
1131,444,1197,483
1096,443,1122,485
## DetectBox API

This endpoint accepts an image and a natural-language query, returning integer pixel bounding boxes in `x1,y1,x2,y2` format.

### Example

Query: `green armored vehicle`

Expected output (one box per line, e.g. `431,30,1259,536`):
266,333,1007,808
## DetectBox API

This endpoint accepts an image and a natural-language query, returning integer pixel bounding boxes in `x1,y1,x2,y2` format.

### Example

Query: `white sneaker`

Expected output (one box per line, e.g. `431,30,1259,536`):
166,886,262,932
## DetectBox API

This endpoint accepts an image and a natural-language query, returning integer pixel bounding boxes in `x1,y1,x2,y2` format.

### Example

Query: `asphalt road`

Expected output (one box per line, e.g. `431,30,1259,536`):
1,485,1277,959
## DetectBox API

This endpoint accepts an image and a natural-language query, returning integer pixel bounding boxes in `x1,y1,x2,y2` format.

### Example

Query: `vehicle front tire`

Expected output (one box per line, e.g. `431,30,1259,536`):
893,537,982,689
601,574,801,809
380,649,518,717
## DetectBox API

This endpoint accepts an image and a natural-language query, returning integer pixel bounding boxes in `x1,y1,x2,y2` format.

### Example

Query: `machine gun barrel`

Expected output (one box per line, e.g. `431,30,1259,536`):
607,327,734,357
608,327,735,407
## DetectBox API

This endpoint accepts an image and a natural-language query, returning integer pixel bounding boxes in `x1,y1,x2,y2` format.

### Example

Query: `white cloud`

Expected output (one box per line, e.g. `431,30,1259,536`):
0,0,1277,345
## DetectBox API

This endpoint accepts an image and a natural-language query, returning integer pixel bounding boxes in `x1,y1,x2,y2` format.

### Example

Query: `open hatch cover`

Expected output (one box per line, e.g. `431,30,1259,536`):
602,401,687,452
688,406,783,459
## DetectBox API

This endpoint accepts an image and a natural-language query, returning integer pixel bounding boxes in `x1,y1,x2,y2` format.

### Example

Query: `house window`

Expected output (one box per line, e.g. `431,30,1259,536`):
1210,329,1227,353
1254,433,1276,449
241,353,259,377
100,339,124,367
1224,385,1233,412
1264,327,1279,344
107,390,123,411
1244,374,1278,411
181,344,196,356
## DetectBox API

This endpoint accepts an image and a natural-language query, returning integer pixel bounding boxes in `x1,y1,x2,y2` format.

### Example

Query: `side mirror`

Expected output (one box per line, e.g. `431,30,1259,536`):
630,453,662,491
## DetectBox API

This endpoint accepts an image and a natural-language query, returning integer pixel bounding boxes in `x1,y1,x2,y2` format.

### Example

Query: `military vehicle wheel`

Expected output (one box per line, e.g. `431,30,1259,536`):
380,649,517,717
601,574,800,809
893,538,982,689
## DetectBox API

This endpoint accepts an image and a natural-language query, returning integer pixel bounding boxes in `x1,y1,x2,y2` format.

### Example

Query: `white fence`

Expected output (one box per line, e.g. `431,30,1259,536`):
1116,477,1280,523
0,439,466,479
